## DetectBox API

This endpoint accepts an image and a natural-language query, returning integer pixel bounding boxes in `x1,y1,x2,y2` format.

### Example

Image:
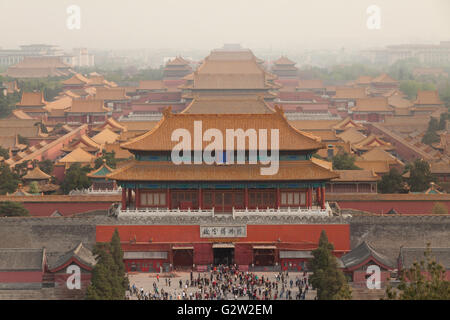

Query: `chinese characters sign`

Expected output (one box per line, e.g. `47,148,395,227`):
200,225,246,238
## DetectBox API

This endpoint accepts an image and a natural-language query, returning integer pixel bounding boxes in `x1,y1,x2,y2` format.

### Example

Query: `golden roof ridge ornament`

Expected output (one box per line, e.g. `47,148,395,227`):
162,106,172,118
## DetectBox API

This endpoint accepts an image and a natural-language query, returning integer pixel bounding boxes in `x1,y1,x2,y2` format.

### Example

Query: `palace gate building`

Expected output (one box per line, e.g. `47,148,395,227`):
98,106,350,271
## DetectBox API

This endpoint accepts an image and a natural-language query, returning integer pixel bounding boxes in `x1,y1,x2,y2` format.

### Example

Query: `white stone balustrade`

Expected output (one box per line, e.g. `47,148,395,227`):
118,206,215,218
232,203,331,218
115,202,332,218
69,187,122,195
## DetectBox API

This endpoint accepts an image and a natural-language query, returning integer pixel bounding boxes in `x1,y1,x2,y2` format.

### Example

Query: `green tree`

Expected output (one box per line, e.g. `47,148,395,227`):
400,80,436,100
86,229,127,300
332,152,360,170
406,159,435,192
60,163,92,194
18,79,63,101
432,202,448,215
385,245,450,300
37,159,54,175
0,146,9,160
378,168,406,194
110,229,128,293
0,164,20,195
0,91,20,118
422,131,440,146
0,201,30,216
85,244,118,300
421,117,441,146
28,181,40,194
388,58,421,81
438,81,450,109
13,161,30,178
34,122,48,134
426,117,440,132
309,230,352,300
438,113,449,130
94,150,117,169
17,135,29,146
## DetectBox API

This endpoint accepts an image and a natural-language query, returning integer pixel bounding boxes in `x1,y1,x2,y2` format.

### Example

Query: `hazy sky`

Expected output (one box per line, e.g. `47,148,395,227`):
0,0,449,51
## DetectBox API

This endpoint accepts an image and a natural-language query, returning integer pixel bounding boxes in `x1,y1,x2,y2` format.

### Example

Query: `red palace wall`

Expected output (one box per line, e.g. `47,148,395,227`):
52,165,66,183
336,200,450,215
352,270,391,285
234,243,253,266
20,202,113,217
53,273,92,288
193,243,213,265
96,224,350,253
280,258,309,271
0,271,43,283
124,259,167,272
367,124,425,162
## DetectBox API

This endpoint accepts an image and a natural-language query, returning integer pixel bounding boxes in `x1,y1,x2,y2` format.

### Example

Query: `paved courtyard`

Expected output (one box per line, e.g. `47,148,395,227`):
127,271,317,300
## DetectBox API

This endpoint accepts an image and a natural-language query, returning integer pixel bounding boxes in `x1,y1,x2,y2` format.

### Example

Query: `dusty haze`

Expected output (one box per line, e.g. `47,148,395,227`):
0,0,449,51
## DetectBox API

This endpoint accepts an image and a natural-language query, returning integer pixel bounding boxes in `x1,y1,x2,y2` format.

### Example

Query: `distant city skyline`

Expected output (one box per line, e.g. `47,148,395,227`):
0,0,449,52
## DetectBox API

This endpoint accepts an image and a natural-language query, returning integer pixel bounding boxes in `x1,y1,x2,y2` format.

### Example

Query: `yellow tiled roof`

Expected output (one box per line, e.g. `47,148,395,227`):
107,160,339,182
22,166,51,180
91,128,119,145
333,169,380,182
58,147,95,163
121,107,325,152
17,92,46,107
414,90,444,105
181,96,274,114
337,127,367,144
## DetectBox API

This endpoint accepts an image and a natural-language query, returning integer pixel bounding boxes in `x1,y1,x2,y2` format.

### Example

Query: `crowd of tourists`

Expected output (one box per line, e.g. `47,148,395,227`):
127,265,312,300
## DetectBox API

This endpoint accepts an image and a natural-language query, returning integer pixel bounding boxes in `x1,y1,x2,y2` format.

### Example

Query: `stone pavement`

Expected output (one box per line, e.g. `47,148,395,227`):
127,271,317,300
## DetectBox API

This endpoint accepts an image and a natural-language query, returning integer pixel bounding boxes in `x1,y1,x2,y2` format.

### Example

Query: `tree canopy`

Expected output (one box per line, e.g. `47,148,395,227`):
400,80,436,100
18,79,62,101
378,168,408,194
0,91,20,118
332,152,361,170
94,150,117,169
28,181,40,194
438,80,450,109
0,164,20,195
86,228,128,300
60,163,92,194
405,159,435,192
422,117,442,146
0,146,9,160
37,159,54,175
0,201,30,217
385,245,450,300
309,230,352,300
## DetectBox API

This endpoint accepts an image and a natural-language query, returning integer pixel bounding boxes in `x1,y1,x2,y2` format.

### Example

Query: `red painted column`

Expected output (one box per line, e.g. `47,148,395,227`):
244,186,249,209
276,187,280,208
135,188,140,209
128,189,132,208
316,188,320,207
121,187,127,209
321,187,326,209
166,188,170,209
307,188,312,208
